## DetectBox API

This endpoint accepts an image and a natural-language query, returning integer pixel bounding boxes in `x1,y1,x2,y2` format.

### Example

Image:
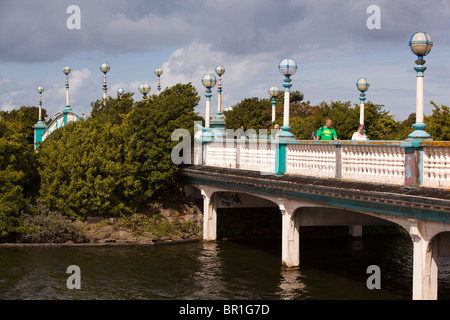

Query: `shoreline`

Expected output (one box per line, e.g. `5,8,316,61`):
0,235,203,248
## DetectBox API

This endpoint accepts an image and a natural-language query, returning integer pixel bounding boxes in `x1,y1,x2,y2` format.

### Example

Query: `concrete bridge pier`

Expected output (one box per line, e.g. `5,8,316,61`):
349,225,363,237
201,187,217,241
190,182,449,300
278,199,300,269
407,219,438,300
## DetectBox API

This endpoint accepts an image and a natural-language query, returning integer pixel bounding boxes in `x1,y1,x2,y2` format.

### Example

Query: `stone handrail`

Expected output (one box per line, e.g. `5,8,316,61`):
196,137,450,189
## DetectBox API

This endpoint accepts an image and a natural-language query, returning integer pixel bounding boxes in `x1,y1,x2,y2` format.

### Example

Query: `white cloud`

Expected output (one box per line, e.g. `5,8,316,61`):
161,41,284,113
1,0,450,122
2,100,17,112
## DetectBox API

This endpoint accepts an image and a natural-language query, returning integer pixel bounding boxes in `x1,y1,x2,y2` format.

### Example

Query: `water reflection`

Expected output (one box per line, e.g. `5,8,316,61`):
191,242,224,299
278,269,309,300
0,236,448,300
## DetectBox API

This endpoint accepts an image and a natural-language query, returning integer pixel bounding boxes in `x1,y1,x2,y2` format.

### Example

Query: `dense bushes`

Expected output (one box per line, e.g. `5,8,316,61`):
19,210,87,243
0,113,38,241
37,83,200,220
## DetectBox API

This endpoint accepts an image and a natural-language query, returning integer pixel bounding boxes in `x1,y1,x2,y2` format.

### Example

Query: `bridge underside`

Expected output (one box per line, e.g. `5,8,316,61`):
179,165,450,300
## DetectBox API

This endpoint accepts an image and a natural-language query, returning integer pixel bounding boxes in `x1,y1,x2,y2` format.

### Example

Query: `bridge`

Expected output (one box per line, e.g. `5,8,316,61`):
179,134,450,300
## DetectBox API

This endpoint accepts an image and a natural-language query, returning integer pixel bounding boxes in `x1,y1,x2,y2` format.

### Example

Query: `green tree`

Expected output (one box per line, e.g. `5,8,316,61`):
37,83,201,219
223,97,271,130
122,83,201,201
291,100,402,140
274,90,305,105
391,113,415,140
223,91,314,132
0,119,34,240
90,92,135,122
38,119,136,218
426,101,450,141
0,106,48,145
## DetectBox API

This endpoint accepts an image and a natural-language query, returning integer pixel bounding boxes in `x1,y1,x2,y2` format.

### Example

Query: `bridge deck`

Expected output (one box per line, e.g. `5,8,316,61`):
179,165,450,221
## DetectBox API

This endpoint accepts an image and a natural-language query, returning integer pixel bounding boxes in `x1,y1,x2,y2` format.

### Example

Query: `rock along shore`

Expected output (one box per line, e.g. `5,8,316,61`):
1,200,204,247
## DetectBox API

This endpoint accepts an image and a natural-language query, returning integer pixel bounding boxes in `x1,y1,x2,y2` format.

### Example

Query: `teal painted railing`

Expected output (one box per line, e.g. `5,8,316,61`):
195,136,450,189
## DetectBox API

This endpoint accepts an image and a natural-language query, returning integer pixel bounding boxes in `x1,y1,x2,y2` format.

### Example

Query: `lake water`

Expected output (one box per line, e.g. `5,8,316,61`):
0,236,449,300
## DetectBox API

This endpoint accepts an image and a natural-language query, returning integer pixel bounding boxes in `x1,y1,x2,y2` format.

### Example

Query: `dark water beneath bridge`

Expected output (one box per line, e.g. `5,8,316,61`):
1,235,449,300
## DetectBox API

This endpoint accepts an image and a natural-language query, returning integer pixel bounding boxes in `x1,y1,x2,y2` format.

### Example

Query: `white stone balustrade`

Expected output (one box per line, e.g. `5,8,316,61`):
423,146,450,188
285,144,335,178
341,145,405,185
197,138,450,189
239,141,275,173
204,141,237,168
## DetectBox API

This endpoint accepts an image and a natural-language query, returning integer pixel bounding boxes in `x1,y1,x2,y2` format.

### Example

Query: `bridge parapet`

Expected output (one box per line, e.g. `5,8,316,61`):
195,137,450,189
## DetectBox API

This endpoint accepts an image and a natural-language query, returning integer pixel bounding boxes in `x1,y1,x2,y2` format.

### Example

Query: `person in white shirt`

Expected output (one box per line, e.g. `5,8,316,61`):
273,124,281,138
351,124,369,141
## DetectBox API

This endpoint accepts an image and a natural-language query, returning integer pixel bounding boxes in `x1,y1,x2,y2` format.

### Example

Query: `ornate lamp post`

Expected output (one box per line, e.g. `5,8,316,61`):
215,65,225,113
155,68,163,95
356,78,370,125
408,32,433,139
210,66,226,135
33,86,47,149
37,86,45,123
117,88,124,99
62,66,71,109
201,73,217,128
269,86,280,122
100,63,110,107
138,82,151,99
278,58,297,138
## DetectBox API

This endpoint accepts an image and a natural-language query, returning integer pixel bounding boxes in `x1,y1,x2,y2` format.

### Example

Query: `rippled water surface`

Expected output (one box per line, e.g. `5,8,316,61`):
0,236,449,300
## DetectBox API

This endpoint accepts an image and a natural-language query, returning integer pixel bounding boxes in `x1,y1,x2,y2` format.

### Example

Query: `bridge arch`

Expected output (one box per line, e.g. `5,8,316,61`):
184,182,450,299
185,185,281,240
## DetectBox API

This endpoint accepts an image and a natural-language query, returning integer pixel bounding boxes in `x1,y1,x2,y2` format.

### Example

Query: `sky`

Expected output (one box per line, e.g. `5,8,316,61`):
1,0,450,121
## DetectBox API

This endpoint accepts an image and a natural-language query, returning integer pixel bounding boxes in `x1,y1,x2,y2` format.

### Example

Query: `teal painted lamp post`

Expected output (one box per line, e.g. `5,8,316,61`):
155,68,163,95
138,82,151,99
210,66,226,136
117,88,124,99
201,73,217,129
269,86,280,122
33,86,47,149
100,63,110,107
215,65,225,113
37,86,45,123
356,78,370,125
408,32,433,139
278,58,297,138
62,66,71,109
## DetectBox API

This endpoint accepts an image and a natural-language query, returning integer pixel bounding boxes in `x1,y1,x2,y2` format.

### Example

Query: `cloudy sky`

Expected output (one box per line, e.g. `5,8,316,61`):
1,0,450,121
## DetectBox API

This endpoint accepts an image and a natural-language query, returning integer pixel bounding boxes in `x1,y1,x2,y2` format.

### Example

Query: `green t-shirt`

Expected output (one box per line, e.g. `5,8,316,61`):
317,126,337,140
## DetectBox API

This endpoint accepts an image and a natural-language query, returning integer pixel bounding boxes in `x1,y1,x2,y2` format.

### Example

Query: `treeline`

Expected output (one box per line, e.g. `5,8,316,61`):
223,92,450,141
1,85,449,241
0,83,200,241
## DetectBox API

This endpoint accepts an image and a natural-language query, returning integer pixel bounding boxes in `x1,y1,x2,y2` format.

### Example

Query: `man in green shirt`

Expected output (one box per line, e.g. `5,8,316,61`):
315,119,338,140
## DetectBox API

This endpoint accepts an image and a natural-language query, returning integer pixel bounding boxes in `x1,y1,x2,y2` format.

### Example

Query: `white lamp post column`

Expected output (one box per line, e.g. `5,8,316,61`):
117,88,124,99
269,86,280,122
62,66,71,109
100,63,110,107
210,66,226,137
356,78,370,125
408,32,433,139
33,86,47,149
215,65,225,113
37,86,45,122
155,68,163,95
278,58,297,138
201,74,217,129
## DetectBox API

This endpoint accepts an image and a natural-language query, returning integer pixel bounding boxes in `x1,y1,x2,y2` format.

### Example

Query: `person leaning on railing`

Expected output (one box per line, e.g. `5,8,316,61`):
315,119,338,141
351,124,369,141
